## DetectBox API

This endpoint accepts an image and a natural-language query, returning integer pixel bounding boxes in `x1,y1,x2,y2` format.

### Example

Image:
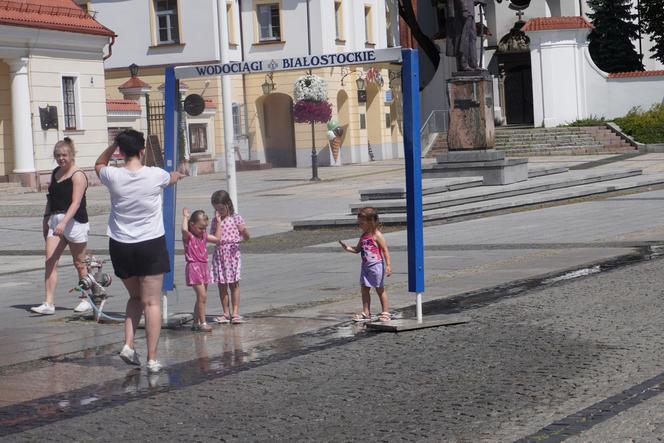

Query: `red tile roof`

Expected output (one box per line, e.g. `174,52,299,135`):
118,77,151,90
106,99,140,112
521,16,593,32
608,70,664,79
0,0,115,36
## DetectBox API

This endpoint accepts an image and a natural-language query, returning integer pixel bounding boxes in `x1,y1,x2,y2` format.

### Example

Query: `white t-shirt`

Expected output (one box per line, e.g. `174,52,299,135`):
99,166,171,243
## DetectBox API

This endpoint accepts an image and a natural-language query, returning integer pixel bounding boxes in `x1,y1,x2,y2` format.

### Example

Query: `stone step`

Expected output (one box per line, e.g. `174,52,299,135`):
0,182,31,195
504,146,634,156
349,169,642,215
292,172,664,229
359,177,483,201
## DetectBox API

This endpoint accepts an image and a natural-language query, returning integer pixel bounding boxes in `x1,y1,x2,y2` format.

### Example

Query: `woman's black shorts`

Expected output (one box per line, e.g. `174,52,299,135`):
109,235,171,279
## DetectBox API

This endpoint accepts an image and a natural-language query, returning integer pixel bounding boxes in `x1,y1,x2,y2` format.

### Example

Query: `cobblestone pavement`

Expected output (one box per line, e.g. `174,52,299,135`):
5,254,664,442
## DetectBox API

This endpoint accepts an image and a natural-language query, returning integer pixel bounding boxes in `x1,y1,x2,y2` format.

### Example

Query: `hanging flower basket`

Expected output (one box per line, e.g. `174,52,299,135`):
293,100,332,124
293,74,328,102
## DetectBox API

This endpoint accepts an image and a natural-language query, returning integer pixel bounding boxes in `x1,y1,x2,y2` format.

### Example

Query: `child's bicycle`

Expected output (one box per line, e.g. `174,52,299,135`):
71,256,123,323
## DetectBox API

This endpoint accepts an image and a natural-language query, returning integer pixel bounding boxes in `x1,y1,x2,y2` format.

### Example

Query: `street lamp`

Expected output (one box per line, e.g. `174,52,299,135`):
129,63,139,78
261,72,275,95
341,69,366,103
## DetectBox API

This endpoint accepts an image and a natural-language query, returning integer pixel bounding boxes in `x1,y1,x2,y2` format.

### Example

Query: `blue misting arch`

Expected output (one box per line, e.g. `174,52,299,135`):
162,48,426,320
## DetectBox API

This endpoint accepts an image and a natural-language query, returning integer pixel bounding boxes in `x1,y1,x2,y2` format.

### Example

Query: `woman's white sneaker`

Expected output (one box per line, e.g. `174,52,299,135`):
119,344,141,366
31,303,55,315
74,299,92,313
146,360,163,373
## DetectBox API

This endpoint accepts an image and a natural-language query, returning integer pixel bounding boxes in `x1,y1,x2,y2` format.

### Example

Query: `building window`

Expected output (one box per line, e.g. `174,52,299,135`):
155,0,180,44
385,113,392,128
334,1,344,41
257,3,280,41
227,2,237,46
359,113,366,130
62,76,78,130
364,5,373,45
189,124,208,153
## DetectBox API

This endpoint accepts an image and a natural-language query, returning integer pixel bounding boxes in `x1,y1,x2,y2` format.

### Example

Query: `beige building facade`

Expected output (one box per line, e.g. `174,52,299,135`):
0,1,114,188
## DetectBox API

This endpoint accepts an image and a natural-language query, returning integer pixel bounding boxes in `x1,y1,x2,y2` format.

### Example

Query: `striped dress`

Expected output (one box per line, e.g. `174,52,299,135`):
210,213,244,284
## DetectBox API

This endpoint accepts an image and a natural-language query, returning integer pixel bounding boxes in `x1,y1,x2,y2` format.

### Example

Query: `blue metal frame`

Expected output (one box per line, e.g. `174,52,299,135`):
162,50,424,295
401,49,425,293
162,66,178,292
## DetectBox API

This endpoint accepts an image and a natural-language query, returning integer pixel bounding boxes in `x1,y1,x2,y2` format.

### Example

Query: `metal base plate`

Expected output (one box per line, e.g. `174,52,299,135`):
366,314,471,332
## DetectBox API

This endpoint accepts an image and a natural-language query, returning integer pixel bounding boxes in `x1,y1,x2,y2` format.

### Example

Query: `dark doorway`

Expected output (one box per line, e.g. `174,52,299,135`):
504,64,533,125
262,93,296,167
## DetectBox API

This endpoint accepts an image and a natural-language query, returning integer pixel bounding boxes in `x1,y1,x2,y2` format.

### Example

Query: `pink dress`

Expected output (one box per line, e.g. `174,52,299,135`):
210,214,244,284
184,231,210,286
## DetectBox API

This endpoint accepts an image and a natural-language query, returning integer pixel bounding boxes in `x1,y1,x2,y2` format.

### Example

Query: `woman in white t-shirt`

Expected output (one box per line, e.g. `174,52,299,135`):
95,129,184,373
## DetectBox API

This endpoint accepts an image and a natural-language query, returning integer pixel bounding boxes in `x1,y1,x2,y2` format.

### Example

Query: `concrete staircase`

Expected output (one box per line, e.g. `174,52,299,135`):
426,125,635,157
0,182,32,195
292,166,664,229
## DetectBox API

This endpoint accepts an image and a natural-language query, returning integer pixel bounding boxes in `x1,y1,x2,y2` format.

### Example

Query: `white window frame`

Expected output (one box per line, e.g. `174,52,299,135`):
227,1,238,46
60,74,82,131
364,5,374,45
154,0,180,44
334,1,344,42
256,3,281,42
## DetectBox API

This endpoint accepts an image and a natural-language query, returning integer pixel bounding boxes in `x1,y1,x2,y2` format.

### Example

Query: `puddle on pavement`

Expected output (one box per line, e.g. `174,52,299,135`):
2,245,664,436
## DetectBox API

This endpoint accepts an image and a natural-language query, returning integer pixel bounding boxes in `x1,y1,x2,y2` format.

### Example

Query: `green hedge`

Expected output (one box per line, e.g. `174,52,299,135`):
562,115,606,127
614,104,664,144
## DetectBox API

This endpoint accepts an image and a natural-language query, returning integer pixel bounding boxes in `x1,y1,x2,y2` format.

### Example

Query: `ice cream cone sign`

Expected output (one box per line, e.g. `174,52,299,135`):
329,126,344,162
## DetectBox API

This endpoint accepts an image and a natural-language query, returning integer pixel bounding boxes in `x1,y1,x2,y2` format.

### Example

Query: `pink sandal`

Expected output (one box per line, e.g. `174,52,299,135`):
352,312,372,322
212,314,230,324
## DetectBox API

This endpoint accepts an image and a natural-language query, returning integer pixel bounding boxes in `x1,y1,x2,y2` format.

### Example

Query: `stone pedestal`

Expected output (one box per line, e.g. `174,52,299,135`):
447,72,495,150
423,149,528,185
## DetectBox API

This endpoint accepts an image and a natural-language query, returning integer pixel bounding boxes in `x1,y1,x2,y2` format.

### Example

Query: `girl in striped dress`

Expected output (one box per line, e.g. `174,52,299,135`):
209,190,250,324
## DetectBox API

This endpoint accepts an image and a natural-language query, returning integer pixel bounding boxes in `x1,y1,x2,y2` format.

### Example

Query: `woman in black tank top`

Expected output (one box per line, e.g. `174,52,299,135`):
31,138,92,316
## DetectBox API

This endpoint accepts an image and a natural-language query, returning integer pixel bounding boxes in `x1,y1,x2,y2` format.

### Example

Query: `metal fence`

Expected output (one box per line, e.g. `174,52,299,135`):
146,95,165,147
420,110,449,156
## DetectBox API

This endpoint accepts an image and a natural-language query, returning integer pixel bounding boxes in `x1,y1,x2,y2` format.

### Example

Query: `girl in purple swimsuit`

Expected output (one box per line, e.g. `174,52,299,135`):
339,207,392,322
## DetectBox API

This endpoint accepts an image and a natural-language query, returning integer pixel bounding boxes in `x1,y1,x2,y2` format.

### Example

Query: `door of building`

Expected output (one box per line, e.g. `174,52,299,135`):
263,93,296,167
504,64,533,125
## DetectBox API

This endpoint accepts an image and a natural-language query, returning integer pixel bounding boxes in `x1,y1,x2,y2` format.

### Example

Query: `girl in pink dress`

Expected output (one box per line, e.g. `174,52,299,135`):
210,190,250,324
339,207,392,322
182,208,221,332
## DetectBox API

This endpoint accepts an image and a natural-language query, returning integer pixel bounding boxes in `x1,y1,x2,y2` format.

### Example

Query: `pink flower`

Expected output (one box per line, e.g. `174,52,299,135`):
293,100,333,124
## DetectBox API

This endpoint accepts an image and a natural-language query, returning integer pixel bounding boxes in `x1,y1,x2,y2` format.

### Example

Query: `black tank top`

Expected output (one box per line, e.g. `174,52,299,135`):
47,167,88,223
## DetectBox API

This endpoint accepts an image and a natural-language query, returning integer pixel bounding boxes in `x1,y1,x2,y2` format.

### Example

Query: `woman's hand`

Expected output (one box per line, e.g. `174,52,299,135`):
385,265,392,277
182,207,190,219
53,221,67,236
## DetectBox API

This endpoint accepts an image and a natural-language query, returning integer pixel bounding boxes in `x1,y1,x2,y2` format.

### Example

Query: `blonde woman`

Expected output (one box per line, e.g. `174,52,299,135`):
32,138,92,315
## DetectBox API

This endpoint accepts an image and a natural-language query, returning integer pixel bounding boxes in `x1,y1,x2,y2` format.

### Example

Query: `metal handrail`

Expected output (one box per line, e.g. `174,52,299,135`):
420,110,449,157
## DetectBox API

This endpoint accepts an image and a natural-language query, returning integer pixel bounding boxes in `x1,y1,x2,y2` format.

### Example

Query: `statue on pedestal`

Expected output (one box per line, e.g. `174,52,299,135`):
445,0,487,72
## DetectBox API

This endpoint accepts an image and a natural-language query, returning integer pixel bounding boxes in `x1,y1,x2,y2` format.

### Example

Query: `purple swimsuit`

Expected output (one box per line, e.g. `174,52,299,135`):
359,233,384,288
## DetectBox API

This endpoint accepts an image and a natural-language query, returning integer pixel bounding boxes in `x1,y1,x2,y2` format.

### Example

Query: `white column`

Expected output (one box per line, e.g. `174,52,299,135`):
217,0,238,209
8,58,35,173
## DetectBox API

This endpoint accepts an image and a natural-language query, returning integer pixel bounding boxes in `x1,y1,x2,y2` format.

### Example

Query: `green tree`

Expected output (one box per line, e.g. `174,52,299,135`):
587,0,643,73
639,0,664,65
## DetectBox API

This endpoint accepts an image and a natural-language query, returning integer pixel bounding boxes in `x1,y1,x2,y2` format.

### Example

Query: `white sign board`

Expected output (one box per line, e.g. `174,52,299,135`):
175,47,403,80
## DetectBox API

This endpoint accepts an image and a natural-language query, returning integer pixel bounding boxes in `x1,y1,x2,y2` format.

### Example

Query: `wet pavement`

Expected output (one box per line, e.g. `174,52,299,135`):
4,156,664,440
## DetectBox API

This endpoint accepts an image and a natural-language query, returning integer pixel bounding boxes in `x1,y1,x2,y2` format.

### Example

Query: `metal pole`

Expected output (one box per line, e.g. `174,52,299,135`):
401,49,425,320
217,0,238,209
305,1,320,181
162,67,178,294
310,121,320,181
